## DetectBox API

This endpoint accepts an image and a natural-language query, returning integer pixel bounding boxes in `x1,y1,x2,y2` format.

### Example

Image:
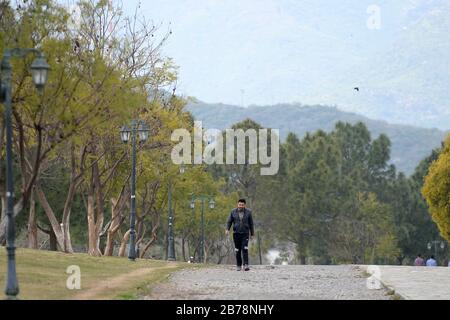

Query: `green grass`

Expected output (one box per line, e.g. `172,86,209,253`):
391,293,403,300
385,289,396,296
0,247,193,300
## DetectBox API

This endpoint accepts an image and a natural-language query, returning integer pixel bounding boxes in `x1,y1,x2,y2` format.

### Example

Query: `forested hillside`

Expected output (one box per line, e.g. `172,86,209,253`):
188,102,447,175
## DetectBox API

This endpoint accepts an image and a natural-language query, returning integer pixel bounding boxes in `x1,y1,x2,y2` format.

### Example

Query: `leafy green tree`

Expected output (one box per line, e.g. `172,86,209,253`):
270,122,401,264
0,0,189,257
422,134,450,243
329,192,399,264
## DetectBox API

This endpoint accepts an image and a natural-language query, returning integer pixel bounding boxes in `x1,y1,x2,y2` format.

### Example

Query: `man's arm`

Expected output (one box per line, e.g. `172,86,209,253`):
248,209,255,237
226,210,234,232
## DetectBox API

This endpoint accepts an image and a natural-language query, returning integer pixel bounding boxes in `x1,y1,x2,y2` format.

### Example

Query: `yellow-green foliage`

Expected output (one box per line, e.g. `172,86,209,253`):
422,134,450,243
1,1,231,257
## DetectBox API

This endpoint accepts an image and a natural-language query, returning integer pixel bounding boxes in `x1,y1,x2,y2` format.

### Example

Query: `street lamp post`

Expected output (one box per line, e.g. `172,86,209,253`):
256,223,263,265
1,48,50,299
427,240,445,264
120,120,149,261
201,199,205,263
190,195,215,263
167,179,174,261
167,163,186,261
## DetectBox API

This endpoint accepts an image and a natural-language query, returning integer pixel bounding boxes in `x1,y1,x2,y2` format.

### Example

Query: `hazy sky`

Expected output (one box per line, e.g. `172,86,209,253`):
60,0,450,128
119,0,408,105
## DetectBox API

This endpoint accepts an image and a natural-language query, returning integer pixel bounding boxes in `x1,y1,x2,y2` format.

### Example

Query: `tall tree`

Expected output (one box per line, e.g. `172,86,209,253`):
422,134,450,243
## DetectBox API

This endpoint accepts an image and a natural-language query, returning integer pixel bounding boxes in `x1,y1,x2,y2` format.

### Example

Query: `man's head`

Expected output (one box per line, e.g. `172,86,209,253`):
418,254,422,258
431,255,435,260
237,198,246,211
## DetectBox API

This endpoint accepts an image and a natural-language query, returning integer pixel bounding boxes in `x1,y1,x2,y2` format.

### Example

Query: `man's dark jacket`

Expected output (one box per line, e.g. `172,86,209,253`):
226,208,254,236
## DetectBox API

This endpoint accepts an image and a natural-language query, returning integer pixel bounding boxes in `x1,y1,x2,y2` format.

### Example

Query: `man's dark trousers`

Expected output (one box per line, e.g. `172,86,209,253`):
233,232,249,267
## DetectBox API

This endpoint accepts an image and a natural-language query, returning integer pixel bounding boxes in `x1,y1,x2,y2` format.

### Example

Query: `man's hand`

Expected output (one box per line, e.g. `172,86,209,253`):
225,229,229,236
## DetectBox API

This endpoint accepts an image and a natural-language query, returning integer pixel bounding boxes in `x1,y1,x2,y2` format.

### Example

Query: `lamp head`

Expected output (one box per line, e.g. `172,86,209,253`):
30,56,50,92
120,125,131,143
209,199,215,209
138,123,149,141
179,162,186,174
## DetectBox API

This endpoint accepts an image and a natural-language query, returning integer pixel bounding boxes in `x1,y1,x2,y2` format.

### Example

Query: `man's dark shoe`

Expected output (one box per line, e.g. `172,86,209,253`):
244,265,250,271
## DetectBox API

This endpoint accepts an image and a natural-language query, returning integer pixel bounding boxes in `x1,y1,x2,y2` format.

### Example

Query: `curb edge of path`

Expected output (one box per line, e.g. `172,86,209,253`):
362,266,410,300
377,279,410,300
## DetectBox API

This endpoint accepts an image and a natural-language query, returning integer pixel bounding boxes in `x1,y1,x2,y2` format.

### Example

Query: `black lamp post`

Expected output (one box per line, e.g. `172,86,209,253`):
255,221,263,265
167,162,186,261
190,195,215,263
1,48,50,299
120,120,149,261
427,240,445,264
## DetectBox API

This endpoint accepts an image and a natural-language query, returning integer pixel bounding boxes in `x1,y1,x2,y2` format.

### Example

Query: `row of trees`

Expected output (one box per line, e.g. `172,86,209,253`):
211,119,449,265
0,0,239,262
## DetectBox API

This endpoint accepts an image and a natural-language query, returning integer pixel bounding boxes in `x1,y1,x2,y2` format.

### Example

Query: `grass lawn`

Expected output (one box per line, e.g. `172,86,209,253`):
0,247,197,300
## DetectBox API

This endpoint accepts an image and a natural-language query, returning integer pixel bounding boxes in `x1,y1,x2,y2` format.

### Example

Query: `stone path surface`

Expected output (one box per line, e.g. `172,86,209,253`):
144,265,391,300
371,266,450,300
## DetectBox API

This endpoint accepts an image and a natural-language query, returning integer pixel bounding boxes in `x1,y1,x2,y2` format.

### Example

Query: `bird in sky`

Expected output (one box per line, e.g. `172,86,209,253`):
354,87,360,92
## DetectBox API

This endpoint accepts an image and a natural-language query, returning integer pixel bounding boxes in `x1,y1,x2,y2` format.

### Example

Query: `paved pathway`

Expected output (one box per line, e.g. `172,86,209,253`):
368,265,450,300
145,265,391,300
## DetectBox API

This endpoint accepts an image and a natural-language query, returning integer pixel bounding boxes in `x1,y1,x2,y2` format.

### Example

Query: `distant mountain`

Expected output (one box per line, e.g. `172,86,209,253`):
131,0,450,129
187,101,448,175
334,0,450,130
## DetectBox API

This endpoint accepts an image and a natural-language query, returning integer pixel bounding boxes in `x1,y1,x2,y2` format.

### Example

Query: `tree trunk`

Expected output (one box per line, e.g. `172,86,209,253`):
93,164,104,256
104,231,115,256
135,221,147,258
49,228,58,251
104,184,129,256
182,237,186,262
87,193,101,256
204,242,210,263
86,193,96,255
86,160,105,257
118,229,131,257
187,239,192,262
139,219,160,259
0,198,24,245
104,197,124,256
105,223,119,255
34,181,76,253
1,197,5,222
61,180,79,254
1,196,6,246
139,234,157,259
63,222,74,253
35,183,67,252
297,230,307,265
192,245,199,263
163,225,168,260
27,188,38,249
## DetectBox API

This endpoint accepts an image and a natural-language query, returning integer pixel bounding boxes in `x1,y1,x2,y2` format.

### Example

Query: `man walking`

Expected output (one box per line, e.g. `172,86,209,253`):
226,199,254,271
